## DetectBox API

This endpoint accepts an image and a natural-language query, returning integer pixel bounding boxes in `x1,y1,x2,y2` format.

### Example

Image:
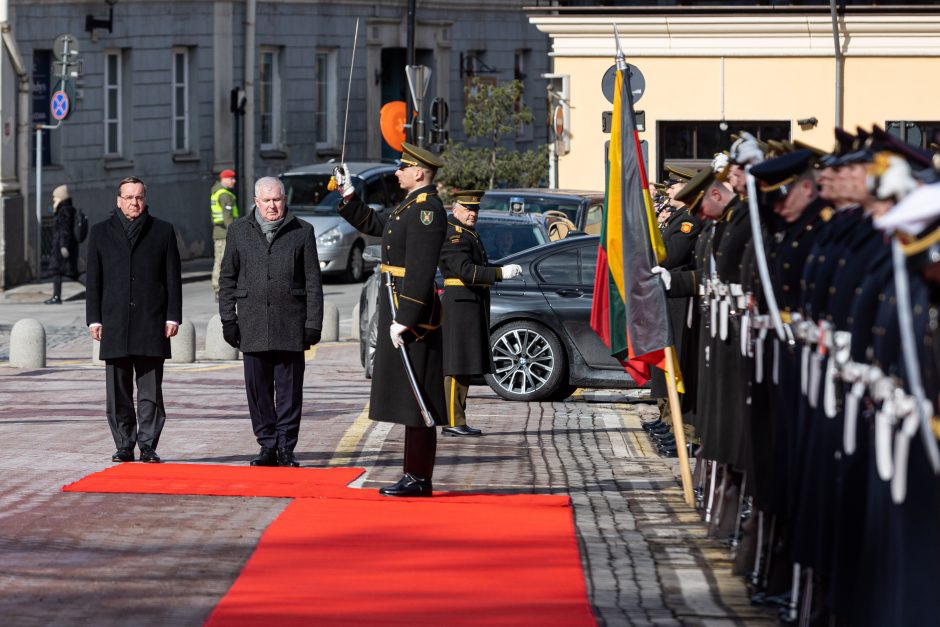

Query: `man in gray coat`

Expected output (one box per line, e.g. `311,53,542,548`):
218,177,324,467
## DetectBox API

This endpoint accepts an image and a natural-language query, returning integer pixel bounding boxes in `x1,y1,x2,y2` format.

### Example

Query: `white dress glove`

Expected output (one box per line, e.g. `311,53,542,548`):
390,321,408,349
501,264,523,280
651,266,671,291
60,246,69,258
333,164,355,199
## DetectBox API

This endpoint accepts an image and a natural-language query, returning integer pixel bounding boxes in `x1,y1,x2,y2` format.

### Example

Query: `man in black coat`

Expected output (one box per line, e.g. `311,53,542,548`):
45,184,83,304
218,176,323,468
438,190,522,437
336,142,447,497
86,176,182,464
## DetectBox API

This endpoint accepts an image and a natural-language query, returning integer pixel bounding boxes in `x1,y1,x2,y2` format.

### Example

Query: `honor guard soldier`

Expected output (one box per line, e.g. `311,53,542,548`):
336,143,447,497
438,190,522,437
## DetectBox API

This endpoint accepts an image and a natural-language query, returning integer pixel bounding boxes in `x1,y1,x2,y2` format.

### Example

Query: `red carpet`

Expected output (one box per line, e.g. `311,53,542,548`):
64,464,595,626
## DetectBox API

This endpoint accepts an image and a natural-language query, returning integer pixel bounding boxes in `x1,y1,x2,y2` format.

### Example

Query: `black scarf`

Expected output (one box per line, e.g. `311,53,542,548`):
115,208,147,247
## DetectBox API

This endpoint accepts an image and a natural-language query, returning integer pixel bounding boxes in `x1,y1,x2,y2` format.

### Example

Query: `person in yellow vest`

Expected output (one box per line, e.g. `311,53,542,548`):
211,169,238,302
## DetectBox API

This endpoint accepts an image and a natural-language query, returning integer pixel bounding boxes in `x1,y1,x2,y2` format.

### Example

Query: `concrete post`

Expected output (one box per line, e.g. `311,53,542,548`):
350,302,360,341
169,319,196,363
204,313,239,360
9,318,45,367
322,301,339,342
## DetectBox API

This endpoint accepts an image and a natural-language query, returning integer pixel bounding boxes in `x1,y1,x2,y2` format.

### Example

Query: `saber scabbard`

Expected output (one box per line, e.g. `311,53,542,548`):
384,271,436,427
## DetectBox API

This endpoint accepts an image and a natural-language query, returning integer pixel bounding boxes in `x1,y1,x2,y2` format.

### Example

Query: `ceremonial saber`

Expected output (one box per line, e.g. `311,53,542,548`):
891,238,940,473
745,169,788,342
340,18,359,165
328,18,359,192
384,271,436,427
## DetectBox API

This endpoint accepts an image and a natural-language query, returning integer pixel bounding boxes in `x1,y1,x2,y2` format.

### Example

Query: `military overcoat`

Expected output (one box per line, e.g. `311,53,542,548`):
339,185,447,427
438,219,502,376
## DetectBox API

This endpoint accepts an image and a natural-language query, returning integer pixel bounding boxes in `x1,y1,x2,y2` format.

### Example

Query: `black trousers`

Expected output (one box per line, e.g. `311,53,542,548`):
404,425,437,479
243,351,305,451
105,356,166,451
51,271,84,299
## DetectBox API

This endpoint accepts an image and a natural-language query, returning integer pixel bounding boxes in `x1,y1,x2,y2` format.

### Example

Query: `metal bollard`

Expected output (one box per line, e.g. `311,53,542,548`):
322,301,339,342
169,319,196,363
204,314,239,360
9,318,46,368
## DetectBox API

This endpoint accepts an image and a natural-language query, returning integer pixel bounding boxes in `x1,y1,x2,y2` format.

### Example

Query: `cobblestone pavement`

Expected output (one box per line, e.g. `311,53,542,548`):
0,334,773,626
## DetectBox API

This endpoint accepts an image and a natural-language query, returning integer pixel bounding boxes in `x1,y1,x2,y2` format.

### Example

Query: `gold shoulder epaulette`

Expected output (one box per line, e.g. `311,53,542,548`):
416,193,428,203
820,207,834,222
454,225,463,233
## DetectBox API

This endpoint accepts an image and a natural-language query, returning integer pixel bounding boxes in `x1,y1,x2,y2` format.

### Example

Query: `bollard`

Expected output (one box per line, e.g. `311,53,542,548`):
350,303,360,341
322,301,340,342
204,314,239,360
9,318,46,368
169,319,196,363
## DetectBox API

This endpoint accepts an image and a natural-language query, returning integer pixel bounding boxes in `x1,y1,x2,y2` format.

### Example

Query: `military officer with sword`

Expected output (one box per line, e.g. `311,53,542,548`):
335,142,448,497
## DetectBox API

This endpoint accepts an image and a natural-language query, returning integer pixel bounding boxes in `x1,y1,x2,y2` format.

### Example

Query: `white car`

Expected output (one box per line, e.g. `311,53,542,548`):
280,162,404,282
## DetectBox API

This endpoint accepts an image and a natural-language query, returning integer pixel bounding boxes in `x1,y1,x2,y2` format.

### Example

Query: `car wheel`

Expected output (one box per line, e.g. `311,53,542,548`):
485,320,567,402
344,241,365,283
364,312,377,379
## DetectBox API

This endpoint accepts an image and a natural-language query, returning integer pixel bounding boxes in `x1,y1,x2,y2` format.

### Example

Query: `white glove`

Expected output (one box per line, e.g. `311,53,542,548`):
711,152,730,175
333,164,355,199
651,265,671,291
60,246,69,258
730,131,764,167
390,321,408,349
501,264,523,280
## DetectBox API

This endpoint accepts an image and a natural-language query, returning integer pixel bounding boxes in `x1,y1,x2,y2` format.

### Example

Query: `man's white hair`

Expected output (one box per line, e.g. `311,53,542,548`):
254,176,285,197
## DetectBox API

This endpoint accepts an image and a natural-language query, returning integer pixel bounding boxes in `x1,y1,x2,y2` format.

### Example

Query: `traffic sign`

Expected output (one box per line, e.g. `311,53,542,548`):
53,34,79,61
50,89,71,121
601,63,645,105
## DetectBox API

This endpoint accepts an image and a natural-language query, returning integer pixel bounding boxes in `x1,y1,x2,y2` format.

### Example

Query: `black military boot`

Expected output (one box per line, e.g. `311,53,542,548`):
379,473,433,497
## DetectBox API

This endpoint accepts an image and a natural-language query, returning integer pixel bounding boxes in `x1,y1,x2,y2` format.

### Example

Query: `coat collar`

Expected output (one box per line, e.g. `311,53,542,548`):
108,209,153,251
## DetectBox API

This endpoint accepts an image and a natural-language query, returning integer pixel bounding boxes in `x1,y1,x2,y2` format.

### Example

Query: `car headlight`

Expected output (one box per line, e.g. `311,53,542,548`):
317,226,342,247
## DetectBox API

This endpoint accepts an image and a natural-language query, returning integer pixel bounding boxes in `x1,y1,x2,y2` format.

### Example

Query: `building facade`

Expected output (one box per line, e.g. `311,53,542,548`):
527,2,940,190
0,0,549,287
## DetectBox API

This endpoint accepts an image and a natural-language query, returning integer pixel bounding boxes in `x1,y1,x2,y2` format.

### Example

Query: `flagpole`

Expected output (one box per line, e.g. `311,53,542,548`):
664,345,695,506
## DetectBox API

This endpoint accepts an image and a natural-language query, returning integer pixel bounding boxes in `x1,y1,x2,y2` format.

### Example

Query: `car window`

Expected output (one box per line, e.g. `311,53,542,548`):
580,244,598,287
364,176,387,206
384,174,406,206
480,194,580,224
476,222,548,260
535,248,579,284
584,203,604,235
281,174,361,213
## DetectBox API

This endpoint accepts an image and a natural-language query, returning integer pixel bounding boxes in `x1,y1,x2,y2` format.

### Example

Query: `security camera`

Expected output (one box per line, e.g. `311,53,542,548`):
797,117,818,128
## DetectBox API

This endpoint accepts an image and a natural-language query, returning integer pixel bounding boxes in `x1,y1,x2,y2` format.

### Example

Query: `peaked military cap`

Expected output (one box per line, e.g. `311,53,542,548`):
399,141,444,170
665,164,696,181
749,149,815,193
835,127,875,165
454,189,484,207
870,125,935,171
673,168,715,212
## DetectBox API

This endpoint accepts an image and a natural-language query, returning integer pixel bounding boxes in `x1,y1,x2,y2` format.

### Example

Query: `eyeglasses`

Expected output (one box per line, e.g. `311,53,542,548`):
119,195,145,202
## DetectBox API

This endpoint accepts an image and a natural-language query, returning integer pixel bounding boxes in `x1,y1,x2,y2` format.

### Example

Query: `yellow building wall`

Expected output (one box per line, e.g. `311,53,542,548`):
554,55,940,190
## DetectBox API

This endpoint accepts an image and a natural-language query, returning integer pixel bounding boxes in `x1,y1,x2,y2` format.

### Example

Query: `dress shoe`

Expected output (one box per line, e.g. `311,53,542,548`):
277,448,300,467
642,419,665,432
649,423,672,435
442,425,482,437
139,447,161,463
44,295,62,305
111,448,134,463
379,473,433,497
250,447,278,467
652,433,675,444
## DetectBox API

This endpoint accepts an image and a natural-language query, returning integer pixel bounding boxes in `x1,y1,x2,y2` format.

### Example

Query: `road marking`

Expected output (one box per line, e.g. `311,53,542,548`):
329,403,372,466
347,421,393,488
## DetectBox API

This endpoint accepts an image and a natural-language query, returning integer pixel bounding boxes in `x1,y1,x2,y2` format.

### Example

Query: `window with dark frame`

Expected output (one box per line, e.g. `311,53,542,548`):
886,121,940,150
658,120,790,180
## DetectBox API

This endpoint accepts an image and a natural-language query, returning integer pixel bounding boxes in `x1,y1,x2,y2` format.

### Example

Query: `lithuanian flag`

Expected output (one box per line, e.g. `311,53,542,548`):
590,54,683,392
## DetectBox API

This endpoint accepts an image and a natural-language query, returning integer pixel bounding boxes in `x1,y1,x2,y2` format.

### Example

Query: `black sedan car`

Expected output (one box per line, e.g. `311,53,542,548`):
484,235,634,401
